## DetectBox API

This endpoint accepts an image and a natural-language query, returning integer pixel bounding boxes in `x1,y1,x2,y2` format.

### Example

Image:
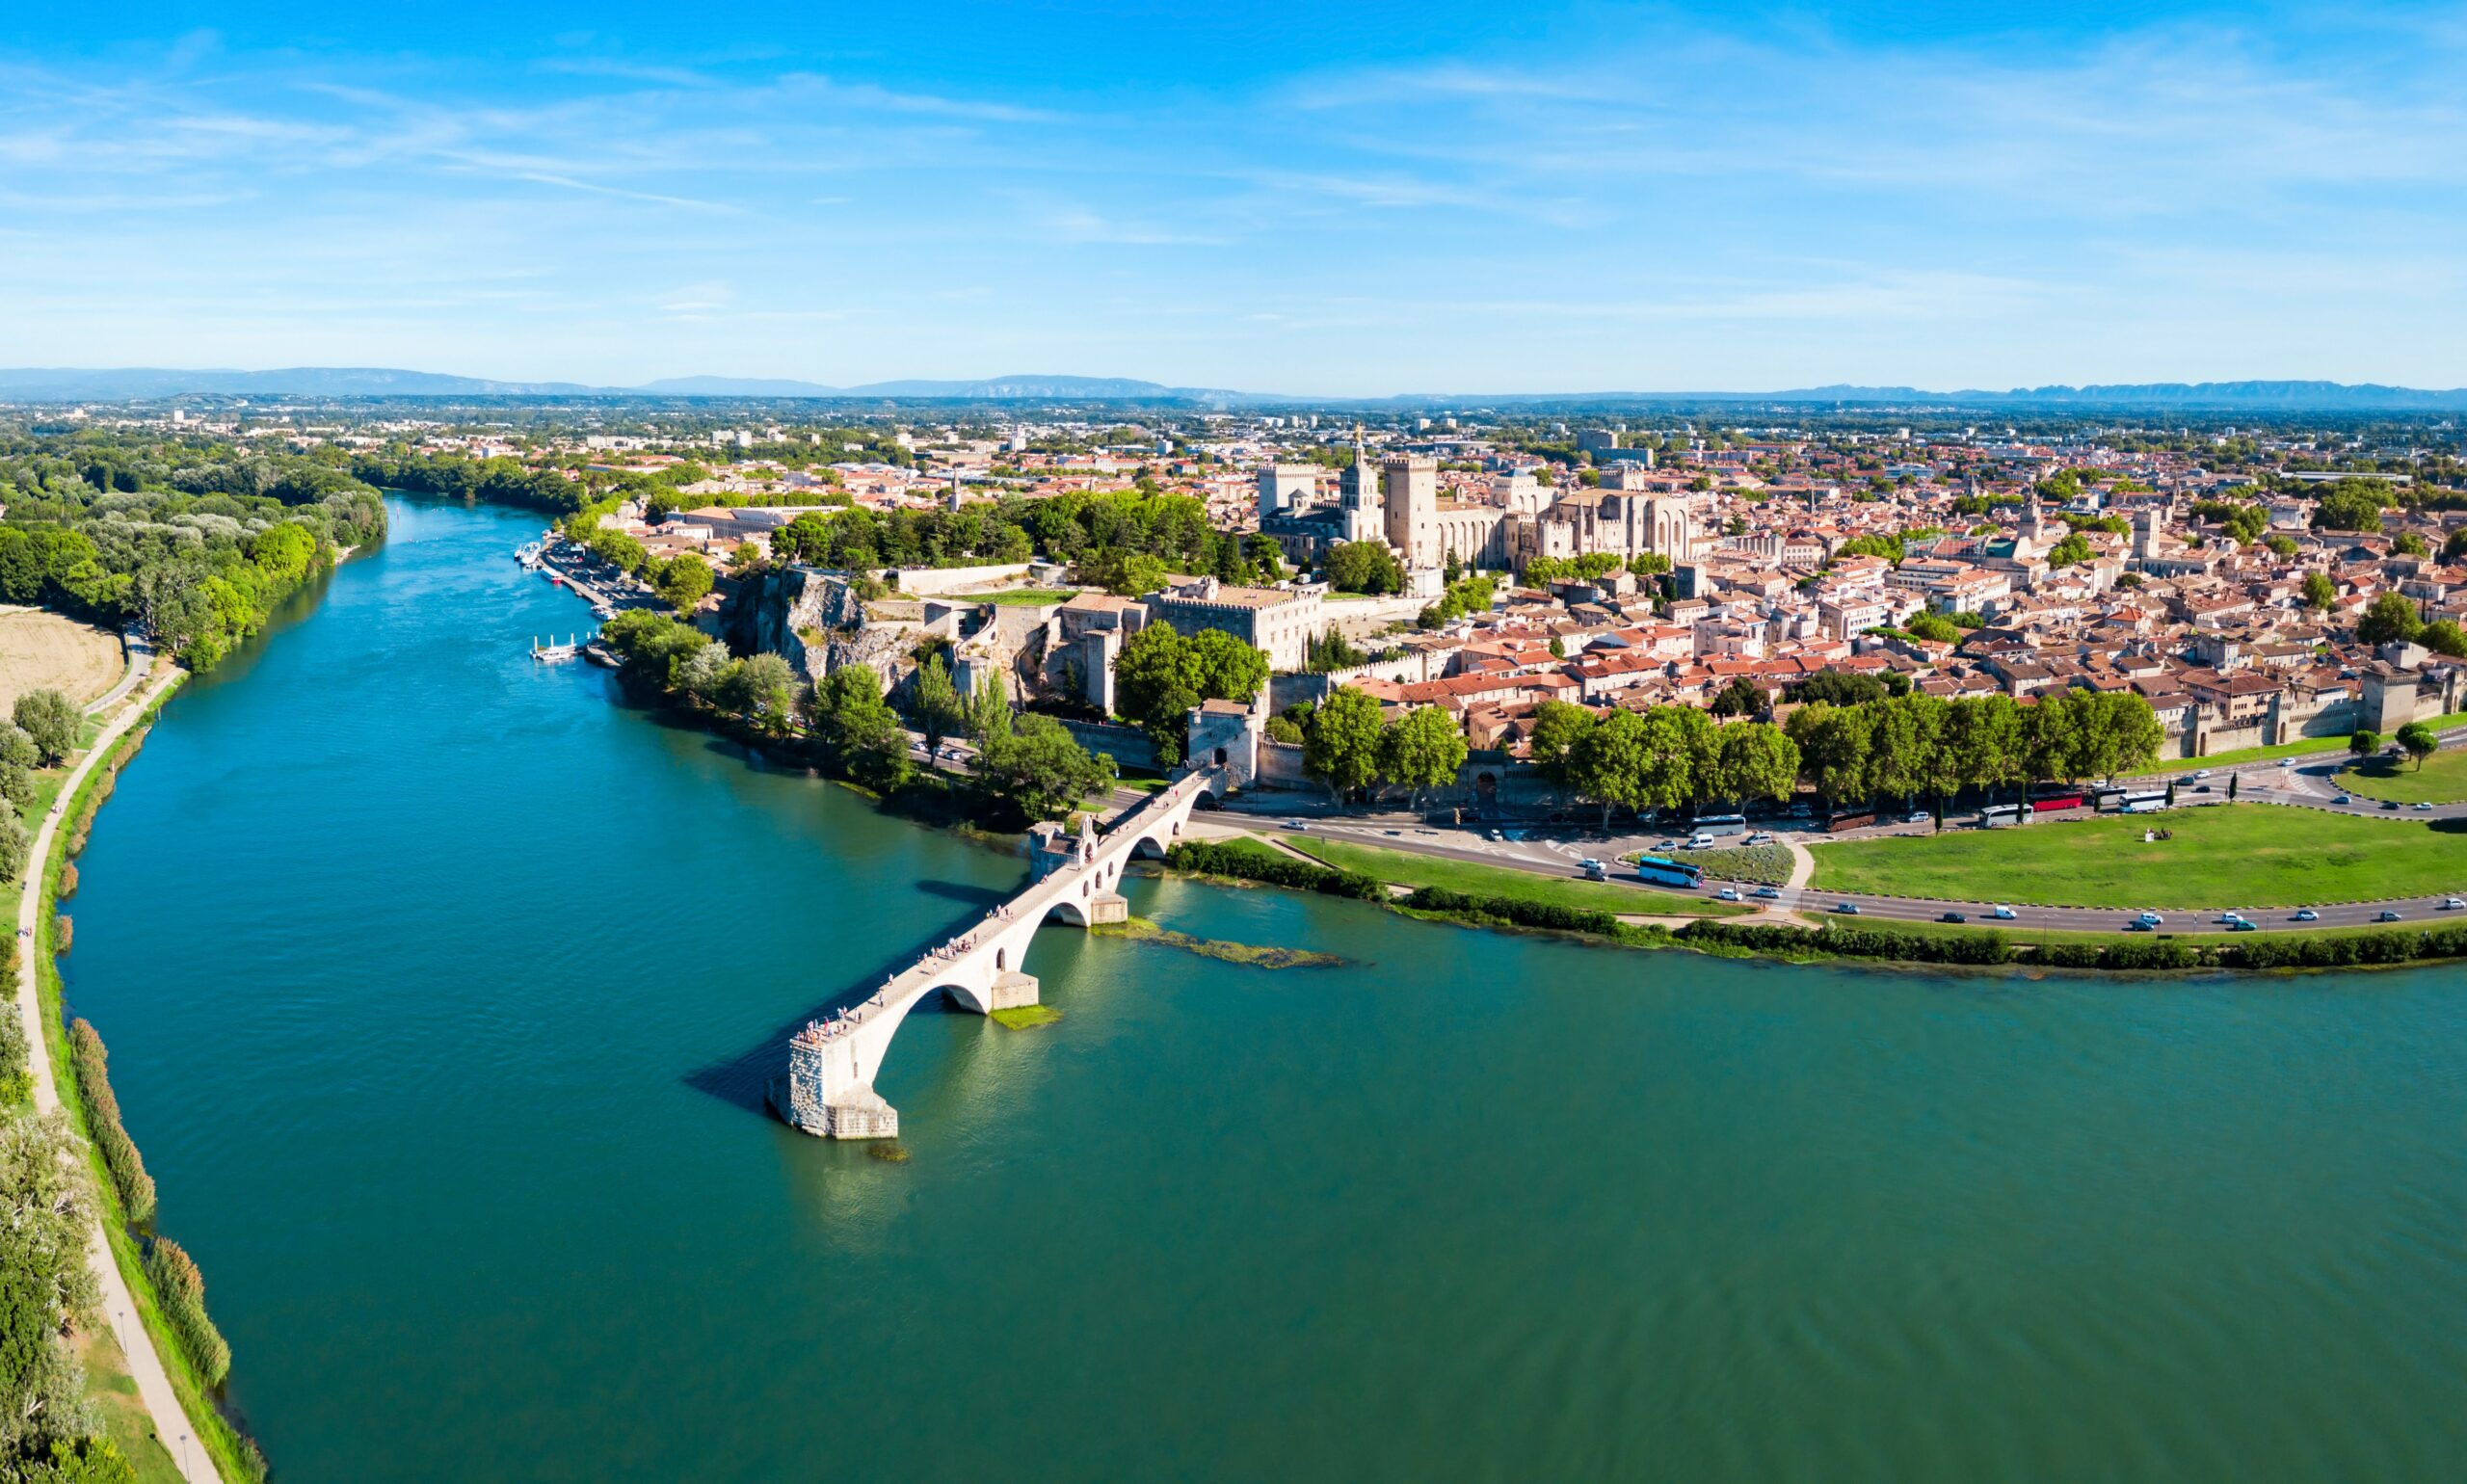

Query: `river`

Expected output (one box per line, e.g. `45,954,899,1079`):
60,498,2467,1482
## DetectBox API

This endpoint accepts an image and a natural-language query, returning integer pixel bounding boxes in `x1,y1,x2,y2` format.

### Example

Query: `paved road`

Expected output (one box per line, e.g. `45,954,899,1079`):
83,630,154,717
12,668,218,1484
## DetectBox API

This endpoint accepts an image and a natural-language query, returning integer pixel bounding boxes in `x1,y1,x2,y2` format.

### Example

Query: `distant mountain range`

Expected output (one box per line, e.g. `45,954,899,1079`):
4,366,2465,411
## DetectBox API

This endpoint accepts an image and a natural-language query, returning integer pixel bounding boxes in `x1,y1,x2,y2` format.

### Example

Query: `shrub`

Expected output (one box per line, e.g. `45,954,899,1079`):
52,914,70,955
146,1237,231,1388
1163,841,1386,901
1400,886,1623,937
68,1019,153,1226
56,861,76,899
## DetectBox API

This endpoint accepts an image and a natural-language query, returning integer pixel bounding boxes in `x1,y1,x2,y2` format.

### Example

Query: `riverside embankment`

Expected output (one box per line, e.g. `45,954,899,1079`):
54,497,2467,1483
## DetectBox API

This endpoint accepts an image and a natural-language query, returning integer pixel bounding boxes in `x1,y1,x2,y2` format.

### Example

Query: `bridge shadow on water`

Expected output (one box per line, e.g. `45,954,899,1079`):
679,878,1020,1118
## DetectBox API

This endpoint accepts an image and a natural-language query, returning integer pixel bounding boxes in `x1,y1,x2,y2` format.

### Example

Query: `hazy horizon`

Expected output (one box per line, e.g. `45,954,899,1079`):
5,1,2465,392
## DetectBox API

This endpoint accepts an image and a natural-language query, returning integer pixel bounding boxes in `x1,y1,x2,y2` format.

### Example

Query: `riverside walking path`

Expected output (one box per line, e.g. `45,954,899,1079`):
13,666,219,1484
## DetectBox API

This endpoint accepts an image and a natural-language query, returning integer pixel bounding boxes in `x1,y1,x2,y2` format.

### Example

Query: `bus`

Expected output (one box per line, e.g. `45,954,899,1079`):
1688,812,1748,837
1634,855,1706,889
1979,803,2024,827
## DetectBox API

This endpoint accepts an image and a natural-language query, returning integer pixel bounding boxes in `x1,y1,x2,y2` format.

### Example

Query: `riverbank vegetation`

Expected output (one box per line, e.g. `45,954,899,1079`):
28,684,267,1483
0,432,386,671
1810,804,2465,908
597,609,1118,828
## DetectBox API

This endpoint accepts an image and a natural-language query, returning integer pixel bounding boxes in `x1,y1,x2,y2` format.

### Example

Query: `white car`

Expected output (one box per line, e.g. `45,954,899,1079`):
2295,908,2320,922
2443,897,2464,911
2215,913,2246,926
1284,820,1311,831
1904,809,1929,823
1991,905,2017,920
2137,911,2165,927
1716,887,1743,902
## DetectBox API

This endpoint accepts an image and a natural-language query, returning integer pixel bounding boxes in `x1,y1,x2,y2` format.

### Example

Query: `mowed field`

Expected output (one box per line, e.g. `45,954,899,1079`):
2340,747,2467,805
0,608,124,714
1809,803,2467,909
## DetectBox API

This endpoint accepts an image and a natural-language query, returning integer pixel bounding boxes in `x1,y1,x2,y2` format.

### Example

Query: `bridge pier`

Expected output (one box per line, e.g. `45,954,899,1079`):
950,970,1041,1014
772,1024,900,1140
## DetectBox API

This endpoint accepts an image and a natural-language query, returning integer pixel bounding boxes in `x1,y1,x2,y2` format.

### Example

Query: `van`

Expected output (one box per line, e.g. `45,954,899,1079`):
1684,833,1716,850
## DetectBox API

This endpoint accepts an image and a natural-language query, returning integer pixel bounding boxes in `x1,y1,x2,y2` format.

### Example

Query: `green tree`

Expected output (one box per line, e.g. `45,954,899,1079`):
12,690,78,767
1786,702,1873,809
2313,487,2385,532
1711,721,1800,805
1708,676,1764,719
1904,611,1959,644
2356,591,2422,647
2349,729,2381,758
2397,721,2440,770
653,555,714,614
726,651,798,735
2046,532,2095,568
1634,705,1716,816
1304,686,1386,803
1943,695,2024,800
1567,708,1652,828
2419,619,2467,657
978,713,1115,821
2392,531,2429,556
2301,570,2337,609
1111,625,1269,766
1378,705,1469,810
1325,541,1404,595
2445,528,2467,562
1525,699,1596,791
907,656,966,766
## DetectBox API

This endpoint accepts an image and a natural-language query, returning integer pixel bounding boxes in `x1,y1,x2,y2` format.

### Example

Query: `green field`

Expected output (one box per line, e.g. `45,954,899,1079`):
1280,834,1748,917
2340,746,2467,805
1808,803,2467,909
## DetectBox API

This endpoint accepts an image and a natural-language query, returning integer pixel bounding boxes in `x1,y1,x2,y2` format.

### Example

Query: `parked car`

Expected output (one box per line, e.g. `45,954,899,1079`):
1991,905,2017,920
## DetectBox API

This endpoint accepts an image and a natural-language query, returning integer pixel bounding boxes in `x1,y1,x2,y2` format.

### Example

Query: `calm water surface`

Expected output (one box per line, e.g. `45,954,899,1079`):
64,499,2467,1482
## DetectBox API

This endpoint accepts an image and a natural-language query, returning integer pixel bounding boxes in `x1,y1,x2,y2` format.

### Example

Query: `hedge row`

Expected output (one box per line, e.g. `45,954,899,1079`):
1679,919,2011,965
1164,841,1387,901
1399,886,1626,937
146,1236,233,1389
68,1018,155,1226
1680,919,2467,972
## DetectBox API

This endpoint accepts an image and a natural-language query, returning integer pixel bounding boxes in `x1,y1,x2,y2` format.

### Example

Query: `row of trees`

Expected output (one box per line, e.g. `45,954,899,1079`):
1288,682,2168,825
2352,722,2445,770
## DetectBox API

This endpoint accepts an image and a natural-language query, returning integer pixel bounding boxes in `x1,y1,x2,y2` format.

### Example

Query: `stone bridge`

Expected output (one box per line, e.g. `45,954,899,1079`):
770,771,1220,1139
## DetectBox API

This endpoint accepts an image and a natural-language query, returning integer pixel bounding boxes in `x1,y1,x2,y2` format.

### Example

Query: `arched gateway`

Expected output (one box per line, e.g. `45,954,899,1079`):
769,771,1218,1139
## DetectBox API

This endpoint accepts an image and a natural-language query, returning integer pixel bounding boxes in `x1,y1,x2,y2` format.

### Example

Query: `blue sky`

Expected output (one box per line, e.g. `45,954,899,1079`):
4,1,2464,394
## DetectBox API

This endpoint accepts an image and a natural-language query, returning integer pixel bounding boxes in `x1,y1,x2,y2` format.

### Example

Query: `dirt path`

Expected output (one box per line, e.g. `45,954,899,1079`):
11,667,219,1484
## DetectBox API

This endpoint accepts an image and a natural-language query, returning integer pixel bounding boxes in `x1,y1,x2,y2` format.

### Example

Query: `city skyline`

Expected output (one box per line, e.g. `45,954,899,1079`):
5,1,2466,391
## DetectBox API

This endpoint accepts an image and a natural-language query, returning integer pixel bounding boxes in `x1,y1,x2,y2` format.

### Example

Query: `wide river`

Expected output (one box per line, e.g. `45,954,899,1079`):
62,498,2467,1482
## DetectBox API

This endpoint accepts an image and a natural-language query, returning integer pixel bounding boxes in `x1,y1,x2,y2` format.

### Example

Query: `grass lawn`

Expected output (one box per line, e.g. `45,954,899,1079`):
1280,834,1749,917
2340,746,2467,805
1808,803,2467,909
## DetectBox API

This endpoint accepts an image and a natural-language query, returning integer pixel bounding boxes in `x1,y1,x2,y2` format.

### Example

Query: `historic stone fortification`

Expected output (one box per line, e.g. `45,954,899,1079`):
770,772,1218,1139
